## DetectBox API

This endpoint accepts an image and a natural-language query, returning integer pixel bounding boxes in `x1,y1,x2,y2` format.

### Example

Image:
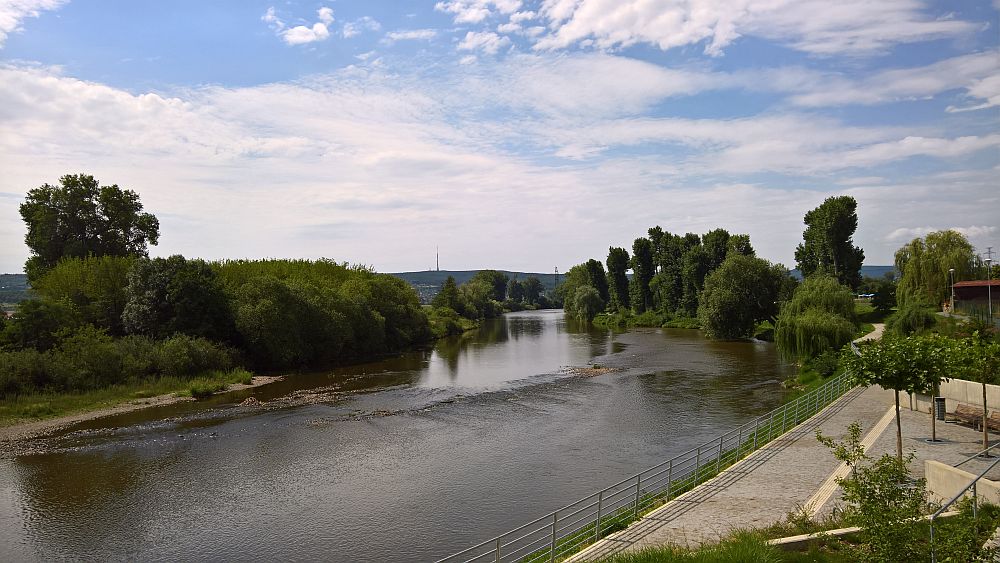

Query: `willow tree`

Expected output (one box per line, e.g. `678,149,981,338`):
775,275,857,360
894,229,975,308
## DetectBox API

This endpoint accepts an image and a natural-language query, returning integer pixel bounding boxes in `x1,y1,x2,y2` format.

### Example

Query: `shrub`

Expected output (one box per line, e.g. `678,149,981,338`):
808,350,840,378
885,300,937,336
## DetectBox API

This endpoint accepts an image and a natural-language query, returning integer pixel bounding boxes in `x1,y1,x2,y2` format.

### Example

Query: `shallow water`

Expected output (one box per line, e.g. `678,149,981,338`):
0,310,796,562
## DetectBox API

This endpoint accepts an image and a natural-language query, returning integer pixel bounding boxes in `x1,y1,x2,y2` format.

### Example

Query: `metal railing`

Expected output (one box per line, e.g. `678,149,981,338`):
439,370,855,563
929,454,1000,563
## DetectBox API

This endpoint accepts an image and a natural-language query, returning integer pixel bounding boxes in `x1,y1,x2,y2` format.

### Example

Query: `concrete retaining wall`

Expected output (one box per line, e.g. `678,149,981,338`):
925,460,1000,505
902,378,1000,415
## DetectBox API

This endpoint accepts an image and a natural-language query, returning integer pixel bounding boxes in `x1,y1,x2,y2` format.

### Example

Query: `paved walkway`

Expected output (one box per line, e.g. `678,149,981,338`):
571,382,1000,561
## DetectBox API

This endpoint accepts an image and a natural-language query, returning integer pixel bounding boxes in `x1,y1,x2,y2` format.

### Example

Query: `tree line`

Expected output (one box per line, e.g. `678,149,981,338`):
1,175,441,399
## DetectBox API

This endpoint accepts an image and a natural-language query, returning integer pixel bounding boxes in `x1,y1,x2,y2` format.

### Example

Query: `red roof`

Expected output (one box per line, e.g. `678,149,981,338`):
954,280,1000,287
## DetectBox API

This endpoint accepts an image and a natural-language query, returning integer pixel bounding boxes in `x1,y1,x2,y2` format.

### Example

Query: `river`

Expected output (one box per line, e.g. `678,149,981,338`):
0,310,796,562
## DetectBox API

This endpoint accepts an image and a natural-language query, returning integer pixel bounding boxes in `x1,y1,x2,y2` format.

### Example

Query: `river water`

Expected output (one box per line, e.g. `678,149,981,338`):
0,310,796,562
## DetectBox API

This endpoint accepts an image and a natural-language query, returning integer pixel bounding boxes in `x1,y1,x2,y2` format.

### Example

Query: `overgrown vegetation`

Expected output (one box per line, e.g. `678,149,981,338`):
774,275,857,361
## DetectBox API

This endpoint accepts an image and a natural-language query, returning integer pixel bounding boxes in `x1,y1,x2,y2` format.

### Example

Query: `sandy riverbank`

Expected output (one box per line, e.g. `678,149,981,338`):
0,375,283,444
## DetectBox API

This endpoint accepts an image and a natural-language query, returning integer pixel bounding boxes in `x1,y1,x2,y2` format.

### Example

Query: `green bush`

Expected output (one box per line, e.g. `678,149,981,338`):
807,350,840,378
885,301,937,336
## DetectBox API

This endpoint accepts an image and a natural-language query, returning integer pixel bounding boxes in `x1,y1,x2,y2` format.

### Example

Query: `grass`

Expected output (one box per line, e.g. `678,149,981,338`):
601,530,852,563
0,367,256,426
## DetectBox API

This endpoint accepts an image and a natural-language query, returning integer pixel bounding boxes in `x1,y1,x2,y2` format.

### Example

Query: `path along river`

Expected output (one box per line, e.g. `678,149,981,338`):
0,310,796,562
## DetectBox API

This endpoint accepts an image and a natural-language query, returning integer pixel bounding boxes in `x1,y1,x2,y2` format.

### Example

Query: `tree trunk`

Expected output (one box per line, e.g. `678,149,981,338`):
930,382,938,442
895,390,903,461
984,381,990,453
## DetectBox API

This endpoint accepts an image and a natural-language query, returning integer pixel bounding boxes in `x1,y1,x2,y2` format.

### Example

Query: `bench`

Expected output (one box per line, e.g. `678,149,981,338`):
988,411,1000,432
951,403,984,429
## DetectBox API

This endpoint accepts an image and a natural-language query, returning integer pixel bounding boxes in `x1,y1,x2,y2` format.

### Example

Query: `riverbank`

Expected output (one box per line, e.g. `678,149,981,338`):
0,374,283,442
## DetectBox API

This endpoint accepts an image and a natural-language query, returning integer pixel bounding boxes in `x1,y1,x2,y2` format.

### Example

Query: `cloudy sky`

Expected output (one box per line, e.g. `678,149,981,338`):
0,0,997,274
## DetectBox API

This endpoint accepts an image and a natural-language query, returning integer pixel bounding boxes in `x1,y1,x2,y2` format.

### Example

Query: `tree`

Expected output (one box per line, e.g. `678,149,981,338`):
958,334,1000,452
522,277,543,305
697,255,791,340
606,247,630,312
794,196,865,289
844,335,955,460
122,256,235,341
506,278,525,303
471,270,509,302
726,234,755,257
19,174,160,282
432,276,459,310
630,238,655,312
701,228,730,271
871,278,896,315
817,423,926,563
894,229,976,308
679,244,711,316
584,259,610,305
0,299,81,351
572,286,604,322
775,275,857,360
31,255,134,335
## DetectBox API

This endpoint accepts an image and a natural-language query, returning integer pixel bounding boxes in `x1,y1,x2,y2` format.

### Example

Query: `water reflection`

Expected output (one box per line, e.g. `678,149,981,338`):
0,311,797,563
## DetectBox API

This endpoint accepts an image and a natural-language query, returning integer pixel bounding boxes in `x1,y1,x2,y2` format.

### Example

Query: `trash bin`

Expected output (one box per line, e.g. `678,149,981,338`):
934,397,947,421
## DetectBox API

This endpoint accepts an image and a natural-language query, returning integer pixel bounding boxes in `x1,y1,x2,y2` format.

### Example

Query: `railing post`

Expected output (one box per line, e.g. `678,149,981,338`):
716,435,723,473
736,425,743,460
594,491,603,542
973,482,978,521
633,474,641,518
549,512,557,562
495,538,500,562
695,447,701,482
930,516,936,563
666,459,673,500
753,417,760,449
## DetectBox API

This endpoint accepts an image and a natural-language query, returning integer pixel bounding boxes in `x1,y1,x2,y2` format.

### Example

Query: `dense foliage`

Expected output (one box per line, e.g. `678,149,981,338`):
775,276,857,360
19,174,160,282
894,229,976,307
698,254,794,340
562,225,771,330
1,254,439,398
794,196,865,289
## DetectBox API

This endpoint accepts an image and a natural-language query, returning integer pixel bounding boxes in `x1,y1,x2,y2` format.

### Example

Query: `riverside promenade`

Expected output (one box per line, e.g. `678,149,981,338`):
572,322,999,561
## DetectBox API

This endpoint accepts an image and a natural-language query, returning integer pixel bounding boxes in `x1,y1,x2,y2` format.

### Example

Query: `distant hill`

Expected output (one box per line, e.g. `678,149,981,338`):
390,270,559,304
789,265,895,281
0,273,30,306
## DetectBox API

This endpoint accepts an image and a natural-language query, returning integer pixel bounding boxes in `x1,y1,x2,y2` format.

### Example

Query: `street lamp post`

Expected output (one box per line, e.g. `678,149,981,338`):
987,258,993,321
949,268,955,314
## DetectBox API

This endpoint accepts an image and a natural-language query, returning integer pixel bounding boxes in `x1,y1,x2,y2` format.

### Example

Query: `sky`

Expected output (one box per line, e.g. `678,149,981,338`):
0,0,997,274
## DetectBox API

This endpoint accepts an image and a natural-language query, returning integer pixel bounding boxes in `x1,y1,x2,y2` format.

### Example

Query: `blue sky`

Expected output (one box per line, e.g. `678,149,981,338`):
0,0,997,273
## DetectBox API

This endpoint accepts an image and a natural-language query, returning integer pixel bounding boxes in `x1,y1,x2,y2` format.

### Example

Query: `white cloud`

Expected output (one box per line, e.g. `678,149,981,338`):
317,7,334,26
458,31,511,54
342,16,381,38
887,225,998,241
780,51,1000,108
263,6,335,45
533,0,980,56
0,57,997,272
283,23,330,45
383,29,437,43
947,73,1000,112
0,0,67,47
435,0,522,24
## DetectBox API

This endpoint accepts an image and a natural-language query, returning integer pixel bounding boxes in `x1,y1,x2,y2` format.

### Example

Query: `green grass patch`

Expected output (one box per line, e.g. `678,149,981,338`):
0,368,256,426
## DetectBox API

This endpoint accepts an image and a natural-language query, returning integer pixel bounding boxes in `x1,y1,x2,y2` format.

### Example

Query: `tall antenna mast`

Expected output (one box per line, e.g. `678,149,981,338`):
436,246,440,272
